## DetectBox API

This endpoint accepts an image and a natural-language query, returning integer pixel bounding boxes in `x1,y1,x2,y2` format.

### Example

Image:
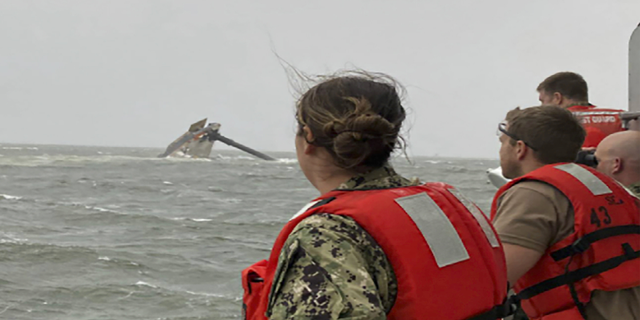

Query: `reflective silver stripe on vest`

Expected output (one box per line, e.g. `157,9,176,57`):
448,188,500,248
572,111,621,116
395,192,470,268
554,163,612,195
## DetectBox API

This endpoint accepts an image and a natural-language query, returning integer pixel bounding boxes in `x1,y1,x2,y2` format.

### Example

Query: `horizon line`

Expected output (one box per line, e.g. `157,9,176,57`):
0,141,499,161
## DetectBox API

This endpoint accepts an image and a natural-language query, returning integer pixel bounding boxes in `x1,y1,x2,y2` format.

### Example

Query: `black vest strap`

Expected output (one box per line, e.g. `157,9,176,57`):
550,225,640,261
309,197,336,209
518,243,640,300
467,295,519,320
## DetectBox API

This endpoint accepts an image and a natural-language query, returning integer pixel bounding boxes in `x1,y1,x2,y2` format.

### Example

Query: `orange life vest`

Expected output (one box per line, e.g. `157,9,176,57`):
567,105,625,148
490,163,640,320
243,183,512,320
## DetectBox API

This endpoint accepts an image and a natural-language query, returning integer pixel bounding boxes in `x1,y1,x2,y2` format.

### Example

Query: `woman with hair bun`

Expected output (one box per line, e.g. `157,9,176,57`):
242,72,510,320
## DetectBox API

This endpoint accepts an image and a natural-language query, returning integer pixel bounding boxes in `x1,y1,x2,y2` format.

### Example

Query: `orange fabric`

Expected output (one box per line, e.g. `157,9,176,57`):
567,105,625,148
241,260,267,320
244,183,508,320
491,164,640,320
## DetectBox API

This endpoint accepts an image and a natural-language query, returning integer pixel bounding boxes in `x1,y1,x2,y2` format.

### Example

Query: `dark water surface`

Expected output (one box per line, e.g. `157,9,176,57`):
0,144,499,319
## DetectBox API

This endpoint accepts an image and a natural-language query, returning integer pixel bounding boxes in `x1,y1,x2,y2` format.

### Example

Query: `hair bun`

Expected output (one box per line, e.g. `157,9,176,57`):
295,72,407,170
331,98,397,168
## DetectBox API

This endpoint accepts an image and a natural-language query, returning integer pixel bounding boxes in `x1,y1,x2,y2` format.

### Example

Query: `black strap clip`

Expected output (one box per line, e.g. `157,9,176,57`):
570,238,590,255
467,295,520,320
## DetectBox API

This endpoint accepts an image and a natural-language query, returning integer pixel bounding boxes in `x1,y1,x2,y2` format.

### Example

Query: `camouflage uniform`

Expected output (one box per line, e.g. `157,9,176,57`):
629,181,640,198
266,166,419,320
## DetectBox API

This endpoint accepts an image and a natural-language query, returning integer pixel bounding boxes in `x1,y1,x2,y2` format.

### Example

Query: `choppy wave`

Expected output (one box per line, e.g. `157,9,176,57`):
164,156,213,162
0,155,169,167
212,154,263,162
0,194,23,200
276,158,298,164
135,281,158,289
0,232,29,244
85,205,123,214
0,144,498,319
1,146,39,151
171,217,213,222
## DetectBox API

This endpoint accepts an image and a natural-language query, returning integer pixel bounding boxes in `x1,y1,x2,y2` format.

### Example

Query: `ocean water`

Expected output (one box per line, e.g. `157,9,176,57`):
0,144,499,320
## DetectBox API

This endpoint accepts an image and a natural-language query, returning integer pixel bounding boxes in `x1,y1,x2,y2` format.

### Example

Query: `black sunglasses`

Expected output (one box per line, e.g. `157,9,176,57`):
575,150,599,167
497,122,538,151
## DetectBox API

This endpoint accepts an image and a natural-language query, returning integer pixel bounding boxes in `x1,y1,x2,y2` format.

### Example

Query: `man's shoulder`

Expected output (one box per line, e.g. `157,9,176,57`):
498,180,572,214
504,180,566,199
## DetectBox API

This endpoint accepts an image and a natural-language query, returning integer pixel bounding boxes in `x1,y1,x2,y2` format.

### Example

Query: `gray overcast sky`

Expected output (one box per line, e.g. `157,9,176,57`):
1,1,639,158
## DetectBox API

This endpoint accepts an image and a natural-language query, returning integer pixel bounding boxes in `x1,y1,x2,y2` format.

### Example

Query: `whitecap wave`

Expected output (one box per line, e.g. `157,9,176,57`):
277,158,298,164
171,217,213,222
0,146,38,151
135,281,157,288
164,156,212,162
0,232,28,244
0,238,25,244
0,154,169,167
0,194,22,201
185,290,226,298
84,206,123,214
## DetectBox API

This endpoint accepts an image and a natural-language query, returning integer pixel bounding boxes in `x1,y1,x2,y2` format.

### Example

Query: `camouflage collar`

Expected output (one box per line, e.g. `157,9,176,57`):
629,181,640,198
337,165,419,190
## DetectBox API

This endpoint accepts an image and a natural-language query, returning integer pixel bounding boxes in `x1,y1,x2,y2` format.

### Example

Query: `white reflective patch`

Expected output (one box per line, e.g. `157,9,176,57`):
448,188,500,248
395,193,469,268
572,111,621,116
554,164,612,196
290,200,321,221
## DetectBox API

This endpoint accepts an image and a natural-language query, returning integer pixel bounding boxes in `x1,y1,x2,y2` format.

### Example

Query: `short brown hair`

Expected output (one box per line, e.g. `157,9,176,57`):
506,106,585,164
537,72,589,102
296,72,406,170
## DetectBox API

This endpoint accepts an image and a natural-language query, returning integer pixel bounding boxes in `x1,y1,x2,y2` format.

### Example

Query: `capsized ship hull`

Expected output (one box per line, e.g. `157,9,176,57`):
159,119,275,160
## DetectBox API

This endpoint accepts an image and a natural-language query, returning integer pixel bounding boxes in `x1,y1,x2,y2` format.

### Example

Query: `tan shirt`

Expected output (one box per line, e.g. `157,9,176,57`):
493,181,640,320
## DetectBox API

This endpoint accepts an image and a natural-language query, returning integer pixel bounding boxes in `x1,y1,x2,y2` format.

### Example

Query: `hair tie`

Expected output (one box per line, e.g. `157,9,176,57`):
336,130,360,135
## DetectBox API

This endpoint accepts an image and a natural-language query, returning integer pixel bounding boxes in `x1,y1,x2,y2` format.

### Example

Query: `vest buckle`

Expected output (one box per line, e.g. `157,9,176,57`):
571,238,590,254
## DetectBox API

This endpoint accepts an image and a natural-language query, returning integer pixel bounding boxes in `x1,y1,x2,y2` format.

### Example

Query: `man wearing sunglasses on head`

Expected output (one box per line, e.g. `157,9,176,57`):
492,106,640,320
537,72,628,148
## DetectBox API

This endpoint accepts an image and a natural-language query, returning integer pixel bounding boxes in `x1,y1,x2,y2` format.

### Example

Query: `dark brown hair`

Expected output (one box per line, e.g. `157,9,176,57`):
506,106,585,164
537,71,589,102
296,72,406,170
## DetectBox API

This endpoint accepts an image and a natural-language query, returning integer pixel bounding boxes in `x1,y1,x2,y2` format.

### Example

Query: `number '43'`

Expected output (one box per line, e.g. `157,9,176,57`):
590,206,612,228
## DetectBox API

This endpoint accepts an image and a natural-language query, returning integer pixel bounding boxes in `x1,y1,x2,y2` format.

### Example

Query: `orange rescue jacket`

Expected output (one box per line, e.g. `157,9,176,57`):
568,105,625,148
243,183,512,320
491,163,640,319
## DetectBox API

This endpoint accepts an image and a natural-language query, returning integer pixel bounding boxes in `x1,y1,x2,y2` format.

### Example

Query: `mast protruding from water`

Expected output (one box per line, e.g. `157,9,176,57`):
159,119,274,160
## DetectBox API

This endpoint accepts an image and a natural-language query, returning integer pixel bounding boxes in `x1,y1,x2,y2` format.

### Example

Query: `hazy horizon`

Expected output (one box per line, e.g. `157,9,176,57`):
0,141,503,162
